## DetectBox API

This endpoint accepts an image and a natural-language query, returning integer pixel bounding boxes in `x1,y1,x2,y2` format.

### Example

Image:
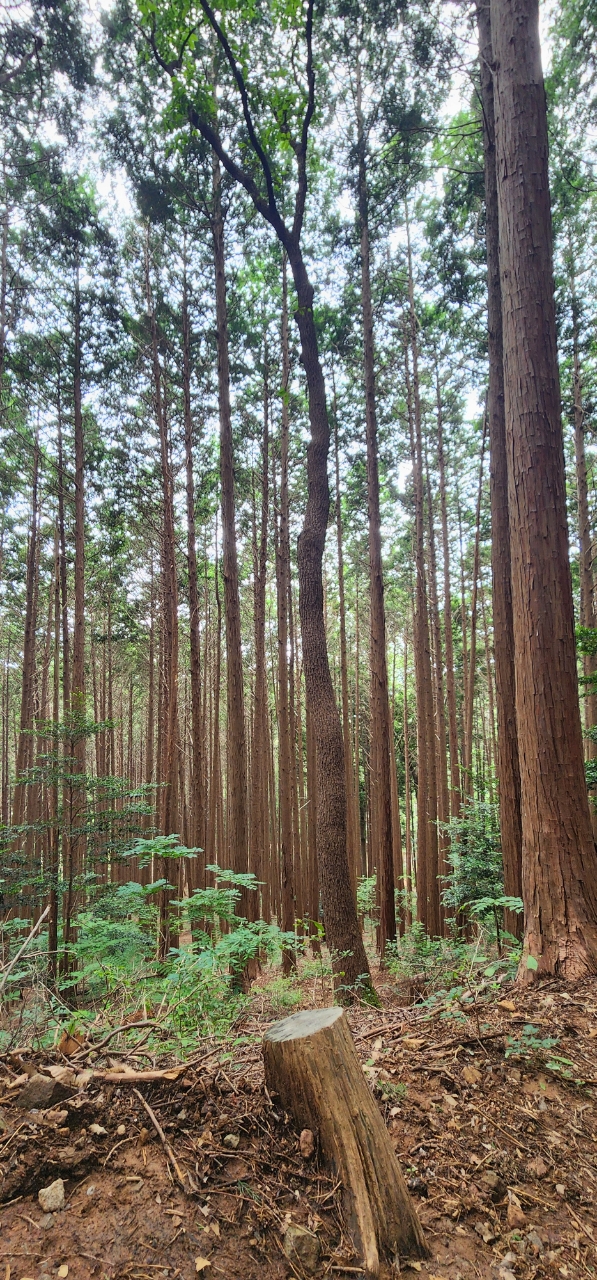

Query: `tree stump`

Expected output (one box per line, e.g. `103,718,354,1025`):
263,1007,427,1277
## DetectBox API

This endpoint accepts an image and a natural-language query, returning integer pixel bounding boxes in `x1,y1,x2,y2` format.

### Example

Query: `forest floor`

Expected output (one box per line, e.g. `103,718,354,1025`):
0,965,596,1280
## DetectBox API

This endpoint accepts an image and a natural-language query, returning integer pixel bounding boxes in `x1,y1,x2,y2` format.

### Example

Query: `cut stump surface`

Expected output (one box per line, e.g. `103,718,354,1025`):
263,1006,427,1277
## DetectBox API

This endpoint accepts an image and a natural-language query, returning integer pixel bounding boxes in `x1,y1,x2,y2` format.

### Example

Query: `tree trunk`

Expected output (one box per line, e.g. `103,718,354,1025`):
182,253,204,866
491,0,597,976
145,231,179,959
212,157,249,908
404,235,440,938
287,240,375,998
436,379,461,818
12,441,40,828
263,1008,427,1275
424,447,450,929
356,59,395,953
252,376,270,932
63,266,87,956
333,396,357,895
403,640,413,928
277,261,296,969
463,424,486,798
477,0,523,934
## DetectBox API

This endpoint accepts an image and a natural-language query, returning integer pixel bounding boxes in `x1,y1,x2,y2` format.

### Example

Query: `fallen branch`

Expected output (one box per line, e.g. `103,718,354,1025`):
133,1086,189,1191
72,1020,166,1060
0,906,50,996
567,1201,596,1244
90,1063,189,1083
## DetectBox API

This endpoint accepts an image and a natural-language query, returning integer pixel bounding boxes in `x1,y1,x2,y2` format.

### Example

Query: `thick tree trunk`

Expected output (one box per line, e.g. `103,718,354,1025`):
491,0,597,976
477,0,522,935
356,61,395,952
264,1008,427,1275
287,242,375,998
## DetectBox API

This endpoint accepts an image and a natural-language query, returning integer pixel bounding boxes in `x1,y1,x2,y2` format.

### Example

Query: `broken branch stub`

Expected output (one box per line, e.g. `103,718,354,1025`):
263,1006,428,1278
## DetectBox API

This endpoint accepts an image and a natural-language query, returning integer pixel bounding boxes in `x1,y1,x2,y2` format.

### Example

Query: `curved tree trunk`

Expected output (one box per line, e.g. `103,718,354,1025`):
287,243,375,999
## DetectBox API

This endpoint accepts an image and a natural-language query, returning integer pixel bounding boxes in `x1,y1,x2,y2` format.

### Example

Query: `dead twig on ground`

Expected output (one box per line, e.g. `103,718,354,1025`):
132,1086,190,1192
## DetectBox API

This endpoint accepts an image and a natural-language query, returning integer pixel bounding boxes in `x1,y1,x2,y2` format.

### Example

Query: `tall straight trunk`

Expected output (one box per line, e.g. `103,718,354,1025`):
207,530,223,871
356,58,395,951
288,571,303,928
354,581,364,877
145,232,179,959
424,448,450,928
276,262,296,967
145,563,155,838
251,358,271,939
457,492,469,768
405,227,440,938
477,0,522,932
436,377,461,818
56,388,70,718
182,254,204,866
492,0,597,975
480,584,498,798
212,157,249,903
285,237,374,996
389,644,404,933
463,424,486,798
12,441,40,829
48,523,61,981
63,267,86,953
403,641,413,928
333,400,356,893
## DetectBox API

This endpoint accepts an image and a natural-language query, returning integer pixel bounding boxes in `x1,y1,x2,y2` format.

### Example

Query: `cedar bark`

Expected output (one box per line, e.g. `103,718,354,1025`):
491,0,597,975
477,0,522,931
356,57,395,951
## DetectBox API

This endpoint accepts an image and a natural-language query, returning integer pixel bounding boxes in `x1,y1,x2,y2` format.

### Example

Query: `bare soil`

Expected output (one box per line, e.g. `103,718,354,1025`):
1,971,596,1280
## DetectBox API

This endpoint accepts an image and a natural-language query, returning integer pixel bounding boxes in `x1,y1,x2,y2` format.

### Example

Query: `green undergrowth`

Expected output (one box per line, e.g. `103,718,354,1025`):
0,853,297,1055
